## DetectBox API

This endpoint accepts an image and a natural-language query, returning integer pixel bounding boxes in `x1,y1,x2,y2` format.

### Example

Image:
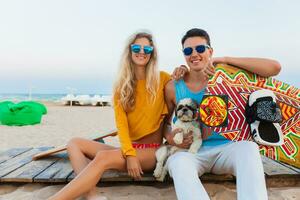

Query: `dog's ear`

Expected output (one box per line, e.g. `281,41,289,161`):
192,99,199,120
193,108,198,120
192,99,198,108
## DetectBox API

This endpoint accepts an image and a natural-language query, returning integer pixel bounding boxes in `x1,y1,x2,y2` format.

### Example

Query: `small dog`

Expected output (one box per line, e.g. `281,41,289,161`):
153,98,202,181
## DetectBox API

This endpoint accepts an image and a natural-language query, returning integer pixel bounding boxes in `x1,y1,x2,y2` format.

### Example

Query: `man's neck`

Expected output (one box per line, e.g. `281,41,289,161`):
183,70,208,91
185,70,206,83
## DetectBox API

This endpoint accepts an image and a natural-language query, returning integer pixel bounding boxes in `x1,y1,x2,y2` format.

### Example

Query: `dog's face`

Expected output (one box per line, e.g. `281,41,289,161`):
175,98,198,122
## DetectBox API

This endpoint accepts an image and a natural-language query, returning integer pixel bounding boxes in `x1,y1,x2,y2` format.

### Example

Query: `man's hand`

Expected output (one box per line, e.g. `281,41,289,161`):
171,65,189,80
202,126,214,140
178,131,193,149
202,59,215,80
167,128,193,149
126,156,143,180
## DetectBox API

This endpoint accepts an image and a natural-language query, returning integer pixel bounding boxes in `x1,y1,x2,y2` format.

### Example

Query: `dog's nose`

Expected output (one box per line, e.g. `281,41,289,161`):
183,108,188,112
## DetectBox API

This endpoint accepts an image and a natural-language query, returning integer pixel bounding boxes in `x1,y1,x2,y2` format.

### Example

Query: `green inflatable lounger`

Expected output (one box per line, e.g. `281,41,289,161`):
0,101,47,126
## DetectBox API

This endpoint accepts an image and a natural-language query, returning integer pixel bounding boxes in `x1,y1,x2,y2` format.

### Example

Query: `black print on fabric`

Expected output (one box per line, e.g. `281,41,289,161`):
256,101,282,123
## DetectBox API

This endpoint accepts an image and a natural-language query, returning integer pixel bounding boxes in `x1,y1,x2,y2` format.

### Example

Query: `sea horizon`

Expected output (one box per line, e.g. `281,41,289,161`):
0,93,112,102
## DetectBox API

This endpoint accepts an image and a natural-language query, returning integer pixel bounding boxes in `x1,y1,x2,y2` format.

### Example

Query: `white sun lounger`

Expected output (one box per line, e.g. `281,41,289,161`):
76,95,91,106
61,94,77,106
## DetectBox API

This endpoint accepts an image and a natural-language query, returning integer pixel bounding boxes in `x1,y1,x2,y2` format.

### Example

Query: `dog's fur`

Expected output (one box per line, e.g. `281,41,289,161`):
153,98,202,181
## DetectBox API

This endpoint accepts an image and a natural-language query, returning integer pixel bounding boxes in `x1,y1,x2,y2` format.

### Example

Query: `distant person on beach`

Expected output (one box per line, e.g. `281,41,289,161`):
48,31,190,200
163,28,281,200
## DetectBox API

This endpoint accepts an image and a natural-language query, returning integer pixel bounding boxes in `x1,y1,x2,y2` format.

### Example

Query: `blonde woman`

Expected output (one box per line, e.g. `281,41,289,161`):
48,32,180,200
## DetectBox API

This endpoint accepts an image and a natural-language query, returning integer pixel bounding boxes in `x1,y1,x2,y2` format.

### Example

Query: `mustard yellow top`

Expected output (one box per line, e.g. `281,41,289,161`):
114,71,171,157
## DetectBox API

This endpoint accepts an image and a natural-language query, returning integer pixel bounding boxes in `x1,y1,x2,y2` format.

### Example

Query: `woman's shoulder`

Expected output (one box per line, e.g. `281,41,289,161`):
159,71,171,81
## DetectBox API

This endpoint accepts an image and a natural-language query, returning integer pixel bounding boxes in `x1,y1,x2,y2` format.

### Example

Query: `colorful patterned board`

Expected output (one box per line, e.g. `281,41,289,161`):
199,95,228,127
207,64,300,168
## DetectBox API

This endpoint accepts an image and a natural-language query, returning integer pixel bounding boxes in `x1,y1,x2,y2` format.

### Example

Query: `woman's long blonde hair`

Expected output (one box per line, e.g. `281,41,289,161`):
113,32,159,112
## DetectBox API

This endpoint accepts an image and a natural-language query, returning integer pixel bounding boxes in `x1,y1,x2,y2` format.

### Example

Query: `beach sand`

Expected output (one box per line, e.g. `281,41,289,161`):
0,103,299,200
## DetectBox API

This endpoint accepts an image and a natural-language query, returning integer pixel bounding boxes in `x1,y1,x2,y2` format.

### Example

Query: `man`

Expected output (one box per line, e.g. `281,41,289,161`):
163,28,281,200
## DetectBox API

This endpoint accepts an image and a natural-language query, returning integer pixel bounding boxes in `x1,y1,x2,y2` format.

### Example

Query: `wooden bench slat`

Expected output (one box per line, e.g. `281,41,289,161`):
68,170,234,182
34,155,73,183
279,161,300,173
67,171,75,182
0,147,32,164
0,147,52,180
2,155,59,182
67,170,156,182
201,174,234,182
103,170,155,182
0,147,299,183
261,156,298,176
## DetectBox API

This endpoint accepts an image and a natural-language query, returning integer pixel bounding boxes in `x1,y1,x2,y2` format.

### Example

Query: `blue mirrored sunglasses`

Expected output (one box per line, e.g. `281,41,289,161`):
131,44,154,54
183,44,210,56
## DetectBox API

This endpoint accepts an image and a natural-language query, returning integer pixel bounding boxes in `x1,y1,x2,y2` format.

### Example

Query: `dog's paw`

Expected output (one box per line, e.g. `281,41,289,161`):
173,133,183,144
188,146,199,154
153,167,162,178
156,175,165,182
156,168,168,182
188,148,197,154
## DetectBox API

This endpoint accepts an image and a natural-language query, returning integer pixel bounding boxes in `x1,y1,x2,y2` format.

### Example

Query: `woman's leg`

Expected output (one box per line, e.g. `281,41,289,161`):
211,141,268,200
48,147,157,200
66,138,117,199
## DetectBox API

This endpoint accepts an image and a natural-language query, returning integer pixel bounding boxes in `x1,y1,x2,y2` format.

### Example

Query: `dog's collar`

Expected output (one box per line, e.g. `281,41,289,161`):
180,119,194,123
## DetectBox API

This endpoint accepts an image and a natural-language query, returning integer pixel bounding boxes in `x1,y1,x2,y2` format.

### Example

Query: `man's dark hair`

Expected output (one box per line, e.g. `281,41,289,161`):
181,28,211,47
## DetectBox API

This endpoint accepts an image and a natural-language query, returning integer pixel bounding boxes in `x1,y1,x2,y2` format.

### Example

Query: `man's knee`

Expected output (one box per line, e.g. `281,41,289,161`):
234,141,263,170
167,152,199,177
235,141,260,156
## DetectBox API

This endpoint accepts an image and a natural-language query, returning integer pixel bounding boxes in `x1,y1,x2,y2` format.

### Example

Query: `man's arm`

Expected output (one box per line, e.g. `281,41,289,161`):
213,57,281,77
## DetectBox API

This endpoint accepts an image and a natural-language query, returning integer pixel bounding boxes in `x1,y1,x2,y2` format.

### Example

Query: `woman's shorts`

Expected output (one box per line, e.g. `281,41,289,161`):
132,143,161,149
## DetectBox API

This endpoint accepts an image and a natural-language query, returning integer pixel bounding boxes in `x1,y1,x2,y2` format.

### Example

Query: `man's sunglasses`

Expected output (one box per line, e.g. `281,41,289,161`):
131,44,154,54
183,44,211,56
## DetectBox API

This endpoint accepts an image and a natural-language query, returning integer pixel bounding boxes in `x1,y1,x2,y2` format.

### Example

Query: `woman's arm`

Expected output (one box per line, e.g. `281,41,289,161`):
213,57,281,77
113,96,144,180
113,97,136,157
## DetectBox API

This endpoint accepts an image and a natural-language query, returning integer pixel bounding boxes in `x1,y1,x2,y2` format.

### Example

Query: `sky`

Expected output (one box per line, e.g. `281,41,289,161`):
0,0,299,94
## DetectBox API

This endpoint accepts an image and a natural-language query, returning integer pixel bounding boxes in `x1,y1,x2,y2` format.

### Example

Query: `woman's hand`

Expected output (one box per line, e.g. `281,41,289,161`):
166,128,193,149
171,65,189,80
126,156,143,180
